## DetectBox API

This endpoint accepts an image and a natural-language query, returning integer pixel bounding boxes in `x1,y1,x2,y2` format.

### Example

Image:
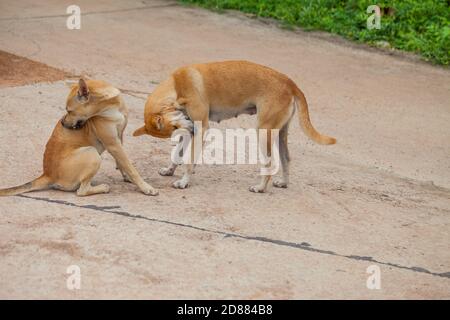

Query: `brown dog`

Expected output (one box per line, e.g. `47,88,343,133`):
133,61,336,193
0,79,158,197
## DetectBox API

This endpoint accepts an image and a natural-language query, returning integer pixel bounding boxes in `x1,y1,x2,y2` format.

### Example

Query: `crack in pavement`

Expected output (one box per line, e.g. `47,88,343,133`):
16,194,450,280
118,87,151,100
0,3,178,21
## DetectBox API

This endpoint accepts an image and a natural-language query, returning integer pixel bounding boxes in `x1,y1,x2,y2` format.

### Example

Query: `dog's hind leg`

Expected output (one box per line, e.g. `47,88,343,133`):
55,147,109,196
272,123,290,188
75,148,109,196
77,180,110,196
249,127,274,193
273,110,294,188
249,97,293,193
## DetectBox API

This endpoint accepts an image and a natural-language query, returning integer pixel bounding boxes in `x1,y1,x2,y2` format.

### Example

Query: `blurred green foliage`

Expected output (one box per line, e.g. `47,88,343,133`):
180,0,450,65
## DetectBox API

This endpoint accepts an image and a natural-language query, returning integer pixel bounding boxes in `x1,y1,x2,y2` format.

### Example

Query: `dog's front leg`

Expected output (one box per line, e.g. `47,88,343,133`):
159,129,193,177
159,162,178,176
117,164,133,183
159,137,182,176
96,123,158,196
109,142,158,195
172,119,208,189
114,139,133,183
172,133,196,189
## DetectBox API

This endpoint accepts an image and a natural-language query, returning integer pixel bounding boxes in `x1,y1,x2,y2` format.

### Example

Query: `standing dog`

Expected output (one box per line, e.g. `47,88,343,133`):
133,61,336,193
0,79,158,196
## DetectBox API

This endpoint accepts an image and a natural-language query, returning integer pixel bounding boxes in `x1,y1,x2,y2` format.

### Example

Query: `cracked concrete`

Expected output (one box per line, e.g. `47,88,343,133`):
0,0,449,299
15,194,450,280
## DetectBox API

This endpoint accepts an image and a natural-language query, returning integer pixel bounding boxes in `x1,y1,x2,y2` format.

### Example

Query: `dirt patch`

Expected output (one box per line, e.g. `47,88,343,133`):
0,50,68,87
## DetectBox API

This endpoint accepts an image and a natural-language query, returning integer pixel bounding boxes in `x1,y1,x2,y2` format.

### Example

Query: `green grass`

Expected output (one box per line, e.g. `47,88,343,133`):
179,0,450,65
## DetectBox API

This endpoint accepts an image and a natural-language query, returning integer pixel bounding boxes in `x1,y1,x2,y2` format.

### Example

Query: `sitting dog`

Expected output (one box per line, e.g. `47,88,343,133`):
0,79,158,197
133,61,336,193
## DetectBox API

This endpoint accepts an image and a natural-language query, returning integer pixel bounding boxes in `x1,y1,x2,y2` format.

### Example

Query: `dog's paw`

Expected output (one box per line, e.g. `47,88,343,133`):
273,179,288,188
98,184,111,194
173,179,189,189
249,185,267,193
140,183,159,196
76,183,110,197
159,167,175,176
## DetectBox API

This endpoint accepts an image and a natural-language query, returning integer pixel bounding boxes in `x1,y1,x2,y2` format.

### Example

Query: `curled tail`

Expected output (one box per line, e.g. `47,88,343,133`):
0,175,51,196
293,84,336,145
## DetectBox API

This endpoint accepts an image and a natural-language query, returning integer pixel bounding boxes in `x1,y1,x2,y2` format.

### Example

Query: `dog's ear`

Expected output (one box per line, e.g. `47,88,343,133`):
154,115,163,130
77,78,90,103
133,126,147,137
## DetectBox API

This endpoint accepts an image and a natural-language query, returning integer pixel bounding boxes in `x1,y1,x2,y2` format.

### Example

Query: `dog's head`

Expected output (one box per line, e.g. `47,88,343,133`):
133,97,193,139
61,79,120,130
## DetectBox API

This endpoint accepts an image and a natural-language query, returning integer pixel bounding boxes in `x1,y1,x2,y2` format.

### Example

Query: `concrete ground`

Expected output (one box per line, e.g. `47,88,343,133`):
0,0,449,299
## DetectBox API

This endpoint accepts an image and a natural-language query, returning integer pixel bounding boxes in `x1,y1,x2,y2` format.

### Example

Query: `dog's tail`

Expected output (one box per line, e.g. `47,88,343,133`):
292,83,336,145
0,175,51,196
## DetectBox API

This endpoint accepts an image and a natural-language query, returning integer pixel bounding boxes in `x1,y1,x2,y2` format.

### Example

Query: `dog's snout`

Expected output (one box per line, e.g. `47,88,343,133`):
61,115,85,130
72,119,85,129
61,115,68,127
